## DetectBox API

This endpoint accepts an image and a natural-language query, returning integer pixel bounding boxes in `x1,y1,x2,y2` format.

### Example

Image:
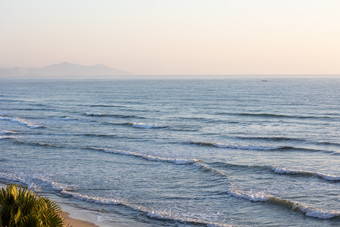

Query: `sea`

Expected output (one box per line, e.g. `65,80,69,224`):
0,76,339,226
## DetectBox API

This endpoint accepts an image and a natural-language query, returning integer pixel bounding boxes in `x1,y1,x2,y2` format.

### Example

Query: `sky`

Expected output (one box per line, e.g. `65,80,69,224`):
1,0,340,75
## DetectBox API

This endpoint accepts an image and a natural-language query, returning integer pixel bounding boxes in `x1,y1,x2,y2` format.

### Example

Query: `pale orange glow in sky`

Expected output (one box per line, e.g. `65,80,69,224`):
1,0,340,75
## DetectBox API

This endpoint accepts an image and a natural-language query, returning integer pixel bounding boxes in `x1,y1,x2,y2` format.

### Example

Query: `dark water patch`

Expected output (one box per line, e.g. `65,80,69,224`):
82,133,118,138
12,139,62,148
84,113,144,119
175,116,233,124
215,112,335,120
0,99,24,103
0,107,55,111
170,127,200,132
88,104,125,108
316,141,340,147
236,136,306,142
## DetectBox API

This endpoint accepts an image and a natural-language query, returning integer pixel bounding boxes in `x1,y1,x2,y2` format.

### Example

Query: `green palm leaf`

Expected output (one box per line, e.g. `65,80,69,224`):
0,184,65,227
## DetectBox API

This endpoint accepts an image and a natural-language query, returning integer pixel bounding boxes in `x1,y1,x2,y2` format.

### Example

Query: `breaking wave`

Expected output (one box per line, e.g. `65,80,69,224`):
87,147,198,165
272,167,340,182
226,189,340,219
0,116,45,129
211,161,340,182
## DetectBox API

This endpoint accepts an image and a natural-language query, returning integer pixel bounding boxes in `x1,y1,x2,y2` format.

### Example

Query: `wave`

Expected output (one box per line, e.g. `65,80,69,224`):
87,147,198,165
316,141,340,147
13,140,60,148
272,167,340,182
82,133,117,138
0,130,18,135
0,99,24,103
226,189,340,219
215,112,334,120
88,104,124,108
0,116,45,129
84,113,143,119
0,107,54,111
236,136,305,142
210,162,340,183
189,141,283,151
195,162,229,178
1,135,61,148
0,136,16,140
126,122,168,129
189,141,339,155
87,147,233,179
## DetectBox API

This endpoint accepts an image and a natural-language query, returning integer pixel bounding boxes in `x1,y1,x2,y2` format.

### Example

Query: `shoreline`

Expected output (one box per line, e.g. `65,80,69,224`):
0,183,98,227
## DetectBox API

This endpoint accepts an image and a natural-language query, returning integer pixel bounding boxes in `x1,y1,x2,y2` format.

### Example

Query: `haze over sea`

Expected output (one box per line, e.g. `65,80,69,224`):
1,77,340,226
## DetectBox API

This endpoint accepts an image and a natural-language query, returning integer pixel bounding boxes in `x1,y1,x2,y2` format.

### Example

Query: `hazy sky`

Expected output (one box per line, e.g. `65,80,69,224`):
1,0,340,75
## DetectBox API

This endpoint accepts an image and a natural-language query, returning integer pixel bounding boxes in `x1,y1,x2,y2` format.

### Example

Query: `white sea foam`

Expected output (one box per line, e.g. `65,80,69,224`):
226,189,270,202
0,116,44,129
89,147,198,165
272,166,340,182
131,123,165,129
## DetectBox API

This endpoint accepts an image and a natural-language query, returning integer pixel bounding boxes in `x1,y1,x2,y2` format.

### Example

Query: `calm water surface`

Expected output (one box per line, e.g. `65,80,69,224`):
1,77,340,226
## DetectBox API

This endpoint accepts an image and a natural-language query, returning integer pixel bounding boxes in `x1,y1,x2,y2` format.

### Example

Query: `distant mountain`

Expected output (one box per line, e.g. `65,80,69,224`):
0,62,132,78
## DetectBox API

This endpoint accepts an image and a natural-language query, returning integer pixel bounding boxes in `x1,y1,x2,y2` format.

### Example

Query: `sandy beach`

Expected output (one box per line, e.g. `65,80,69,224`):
63,212,98,227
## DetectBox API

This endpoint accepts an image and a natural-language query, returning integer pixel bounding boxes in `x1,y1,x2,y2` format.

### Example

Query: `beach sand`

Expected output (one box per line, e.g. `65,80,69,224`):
0,183,98,227
63,212,98,227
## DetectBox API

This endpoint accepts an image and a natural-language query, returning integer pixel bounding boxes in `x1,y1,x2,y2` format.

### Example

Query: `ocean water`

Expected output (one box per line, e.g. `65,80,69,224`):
0,77,339,226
